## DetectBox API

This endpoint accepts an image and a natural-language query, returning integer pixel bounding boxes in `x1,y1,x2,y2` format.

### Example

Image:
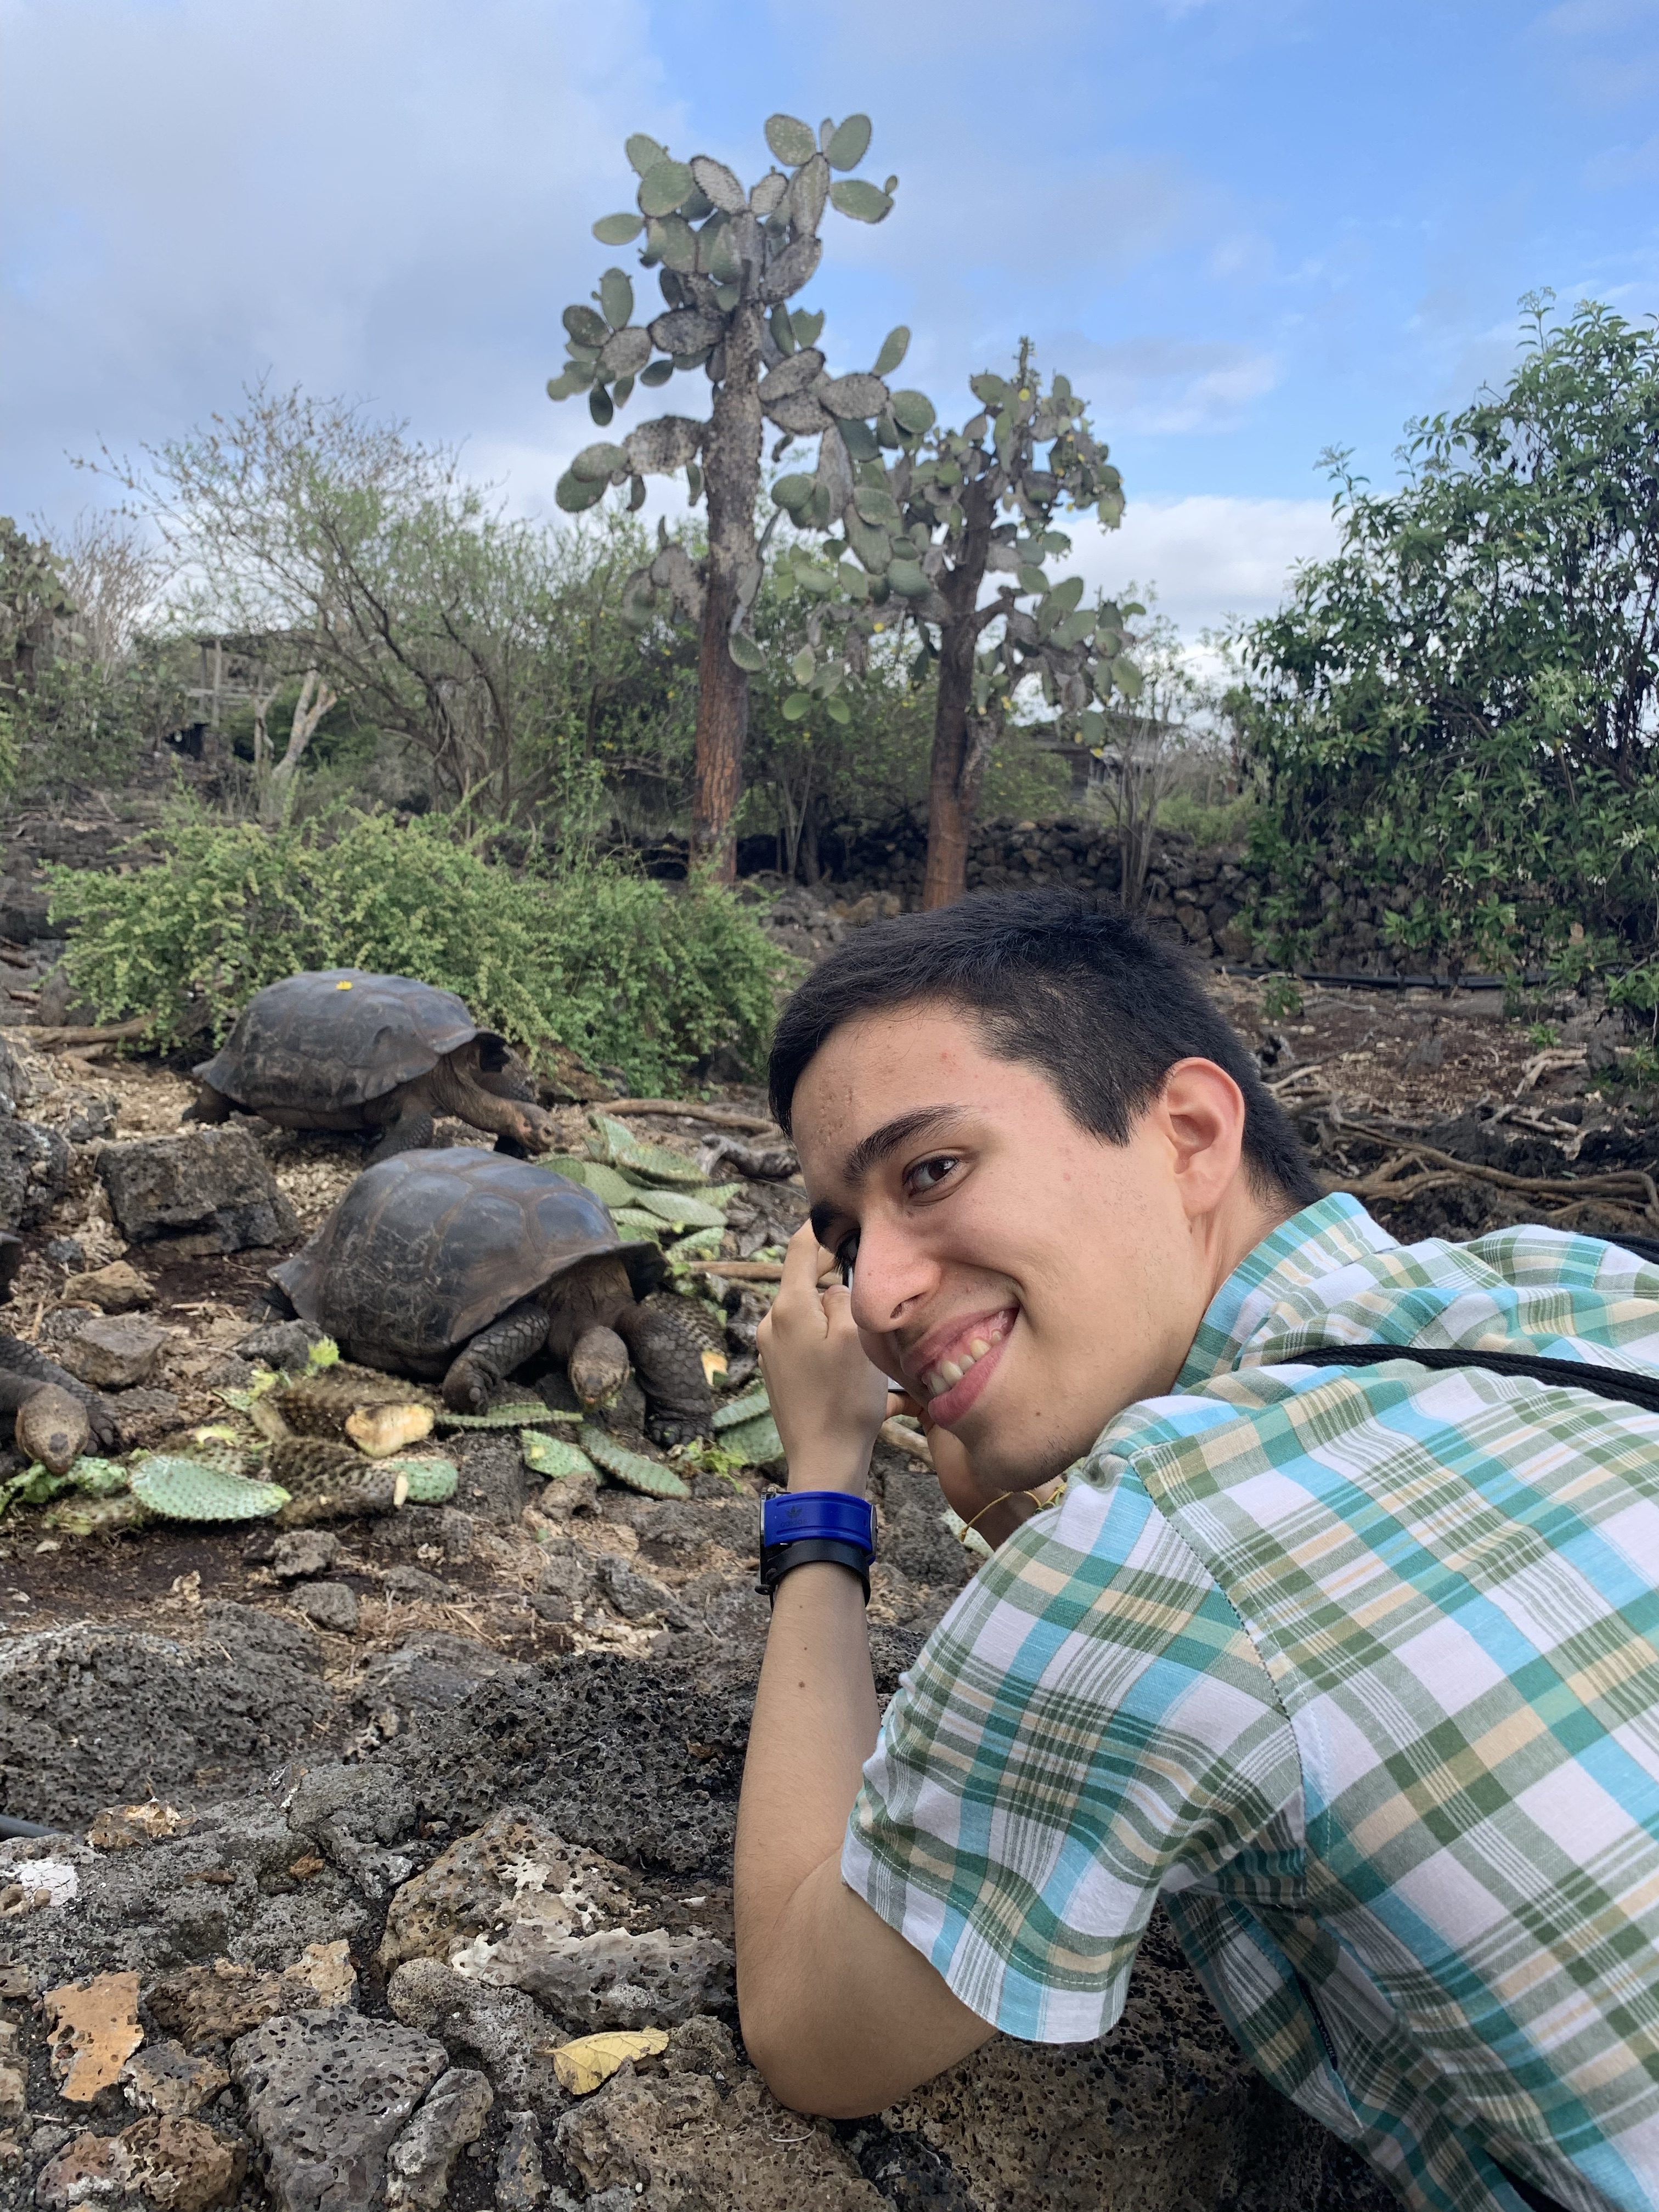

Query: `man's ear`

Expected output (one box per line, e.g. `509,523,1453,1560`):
1155,1058,1249,1217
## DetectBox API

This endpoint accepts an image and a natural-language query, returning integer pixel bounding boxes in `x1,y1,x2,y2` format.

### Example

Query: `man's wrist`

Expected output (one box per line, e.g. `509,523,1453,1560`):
784,1456,870,1497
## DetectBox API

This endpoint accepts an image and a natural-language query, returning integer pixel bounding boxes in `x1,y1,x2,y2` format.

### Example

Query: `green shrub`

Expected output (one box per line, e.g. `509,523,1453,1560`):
49,809,793,1094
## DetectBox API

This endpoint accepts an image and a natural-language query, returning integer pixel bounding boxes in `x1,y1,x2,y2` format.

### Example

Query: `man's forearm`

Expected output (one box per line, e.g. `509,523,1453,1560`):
735,1559,879,2017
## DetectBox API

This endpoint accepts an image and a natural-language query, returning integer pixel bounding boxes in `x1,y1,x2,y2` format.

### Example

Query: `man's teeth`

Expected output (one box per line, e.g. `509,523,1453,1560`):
923,1319,1009,1399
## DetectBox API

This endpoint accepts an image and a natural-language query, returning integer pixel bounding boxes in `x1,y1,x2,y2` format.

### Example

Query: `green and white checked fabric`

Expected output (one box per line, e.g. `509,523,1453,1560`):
843,1195,1659,2212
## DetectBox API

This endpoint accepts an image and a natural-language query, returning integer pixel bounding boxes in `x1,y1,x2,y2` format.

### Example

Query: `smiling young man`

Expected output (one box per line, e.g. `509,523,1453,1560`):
734,889,1659,2212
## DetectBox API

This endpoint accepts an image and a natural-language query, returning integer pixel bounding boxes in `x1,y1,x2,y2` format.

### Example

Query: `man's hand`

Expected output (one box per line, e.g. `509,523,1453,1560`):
758,1220,891,1495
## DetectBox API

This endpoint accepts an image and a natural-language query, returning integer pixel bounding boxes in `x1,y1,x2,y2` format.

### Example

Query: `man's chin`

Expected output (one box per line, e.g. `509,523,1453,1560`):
947,1405,1086,1498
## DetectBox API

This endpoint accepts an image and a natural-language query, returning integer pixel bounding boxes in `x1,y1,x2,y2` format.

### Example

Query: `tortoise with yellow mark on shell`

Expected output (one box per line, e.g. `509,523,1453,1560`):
269,1152,713,1443
185,969,555,1163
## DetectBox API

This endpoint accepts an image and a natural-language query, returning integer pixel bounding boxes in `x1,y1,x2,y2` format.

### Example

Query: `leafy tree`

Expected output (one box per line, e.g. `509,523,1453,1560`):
94,386,669,832
763,342,1136,905
546,109,934,878
1231,296,1659,978
0,516,183,796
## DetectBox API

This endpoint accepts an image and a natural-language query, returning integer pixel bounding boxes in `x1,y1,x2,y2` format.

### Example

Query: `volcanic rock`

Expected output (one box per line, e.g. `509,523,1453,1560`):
384,2064,493,2208
53,1312,172,1389
232,2008,450,2212
98,1125,300,1251
0,1116,70,1230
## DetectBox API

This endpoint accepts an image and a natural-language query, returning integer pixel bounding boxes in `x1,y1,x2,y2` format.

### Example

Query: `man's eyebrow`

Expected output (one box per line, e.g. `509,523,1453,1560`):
842,1105,964,1189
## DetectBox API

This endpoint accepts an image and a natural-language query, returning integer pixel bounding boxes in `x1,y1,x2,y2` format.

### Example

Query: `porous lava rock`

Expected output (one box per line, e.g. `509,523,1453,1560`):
386,1957,568,2119
391,1652,753,1875
53,1312,173,1389
231,2007,450,2212
98,1125,301,1251
0,1605,332,1830
383,2063,493,2209
0,1115,70,1229
553,2018,879,2210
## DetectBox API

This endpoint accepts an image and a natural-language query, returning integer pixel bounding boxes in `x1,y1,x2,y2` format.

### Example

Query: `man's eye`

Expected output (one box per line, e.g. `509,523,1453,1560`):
907,1154,959,1194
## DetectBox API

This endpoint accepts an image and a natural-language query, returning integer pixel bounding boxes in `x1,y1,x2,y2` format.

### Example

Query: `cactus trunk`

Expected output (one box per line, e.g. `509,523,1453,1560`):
923,480,996,910
692,301,765,882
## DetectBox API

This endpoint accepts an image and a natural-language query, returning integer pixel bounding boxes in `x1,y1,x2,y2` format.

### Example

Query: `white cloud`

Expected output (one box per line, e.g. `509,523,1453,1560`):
0,0,670,519
1045,332,1280,433
1065,493,1340,639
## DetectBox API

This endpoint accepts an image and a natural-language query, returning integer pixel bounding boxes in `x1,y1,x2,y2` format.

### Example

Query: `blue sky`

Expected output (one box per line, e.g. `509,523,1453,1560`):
3,0,1657,636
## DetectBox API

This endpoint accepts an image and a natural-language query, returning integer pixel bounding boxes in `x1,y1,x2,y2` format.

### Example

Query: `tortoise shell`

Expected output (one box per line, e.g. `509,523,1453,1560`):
195,970,504,1117
273,1150,663,1375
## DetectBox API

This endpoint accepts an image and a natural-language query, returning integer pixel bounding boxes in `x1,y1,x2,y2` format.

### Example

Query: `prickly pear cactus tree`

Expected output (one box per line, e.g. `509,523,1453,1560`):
811,341,1135,907
546,111,924,877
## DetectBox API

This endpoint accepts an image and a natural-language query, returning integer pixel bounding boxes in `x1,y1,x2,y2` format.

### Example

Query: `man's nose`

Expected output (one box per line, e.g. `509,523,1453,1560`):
848,1212,937,1335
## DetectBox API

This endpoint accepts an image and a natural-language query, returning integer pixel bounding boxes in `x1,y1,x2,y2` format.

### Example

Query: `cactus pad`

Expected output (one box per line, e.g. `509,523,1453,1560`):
434,1401,579,1430
713,1385,771,1431
577,1426,691,1498
391,1456,459,1503
266,1437,407,1525
521,1431,599,1481
608,1207,666,1238
630,1188,727,1230
666,1224,724,1259
129,1455,292,1522
718,1411,784,1468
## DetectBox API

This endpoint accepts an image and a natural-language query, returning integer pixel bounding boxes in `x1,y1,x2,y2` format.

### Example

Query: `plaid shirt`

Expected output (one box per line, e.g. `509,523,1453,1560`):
844,1195,1659,2212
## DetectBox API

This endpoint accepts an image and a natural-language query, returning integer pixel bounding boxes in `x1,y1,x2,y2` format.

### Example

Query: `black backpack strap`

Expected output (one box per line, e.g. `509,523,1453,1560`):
1278,1342,1659,1419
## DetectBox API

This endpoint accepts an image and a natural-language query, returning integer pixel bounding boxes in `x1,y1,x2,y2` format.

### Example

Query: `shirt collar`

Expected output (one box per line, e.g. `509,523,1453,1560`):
1177,1192,1400,1388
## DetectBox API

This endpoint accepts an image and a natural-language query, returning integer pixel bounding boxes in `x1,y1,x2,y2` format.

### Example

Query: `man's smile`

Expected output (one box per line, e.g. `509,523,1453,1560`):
899,1305,1018,1424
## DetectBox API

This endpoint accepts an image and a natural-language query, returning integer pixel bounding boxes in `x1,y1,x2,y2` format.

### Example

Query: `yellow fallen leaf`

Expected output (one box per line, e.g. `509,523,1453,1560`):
699,1348,728,1385
551,2027,669,2095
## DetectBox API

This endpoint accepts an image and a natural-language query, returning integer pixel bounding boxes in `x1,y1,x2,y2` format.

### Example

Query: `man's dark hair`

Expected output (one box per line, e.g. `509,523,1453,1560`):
769,889,1323,1210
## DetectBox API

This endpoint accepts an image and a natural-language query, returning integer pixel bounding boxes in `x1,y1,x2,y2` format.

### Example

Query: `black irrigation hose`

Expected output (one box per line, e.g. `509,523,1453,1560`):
1224,966,1525,992
0,1814,56,1840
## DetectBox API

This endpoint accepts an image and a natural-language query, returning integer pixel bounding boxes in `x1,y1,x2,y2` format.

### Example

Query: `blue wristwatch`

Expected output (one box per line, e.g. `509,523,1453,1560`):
758,1489,877,1605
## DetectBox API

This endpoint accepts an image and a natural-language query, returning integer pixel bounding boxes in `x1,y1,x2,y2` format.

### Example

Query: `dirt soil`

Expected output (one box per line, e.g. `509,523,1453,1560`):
2,972,1638,2211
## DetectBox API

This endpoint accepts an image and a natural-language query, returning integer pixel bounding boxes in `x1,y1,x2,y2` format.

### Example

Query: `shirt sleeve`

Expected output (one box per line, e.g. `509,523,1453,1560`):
842,1455,1305,2044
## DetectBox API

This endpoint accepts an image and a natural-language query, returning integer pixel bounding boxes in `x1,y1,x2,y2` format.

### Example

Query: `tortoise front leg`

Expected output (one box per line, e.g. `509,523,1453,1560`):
0,1335,120,1451
182,1082,233,1127
441,1298,551,1411
615,1301,713,1442
365,1106,436,1165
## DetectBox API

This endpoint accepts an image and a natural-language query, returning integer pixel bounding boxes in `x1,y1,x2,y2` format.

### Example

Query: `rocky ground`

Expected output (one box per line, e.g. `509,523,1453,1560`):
0,943,1651,2212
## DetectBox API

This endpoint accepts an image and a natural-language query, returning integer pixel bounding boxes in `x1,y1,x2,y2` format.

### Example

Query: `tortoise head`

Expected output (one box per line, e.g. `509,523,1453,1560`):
17,1384,88,1476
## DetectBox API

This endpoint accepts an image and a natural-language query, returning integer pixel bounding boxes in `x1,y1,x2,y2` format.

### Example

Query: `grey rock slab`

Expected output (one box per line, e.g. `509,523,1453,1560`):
232,2007,450,2212
386,1958,567,2120
353,1633,526,1729
292,1581,360,1636
0,1116,70,1231
52,1312,173,1389
271,1530,340,1581
462,1923,735,2033
385,2063,493,2209
594,1555,692,1628
0,1604,331,1833
99,1125,301,1251
496,2109,547,2209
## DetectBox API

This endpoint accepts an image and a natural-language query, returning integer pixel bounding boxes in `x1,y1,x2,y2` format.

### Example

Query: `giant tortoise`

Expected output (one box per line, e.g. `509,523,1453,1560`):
0,1230,120,1472
186,970,554,1161
270,1151,712,1437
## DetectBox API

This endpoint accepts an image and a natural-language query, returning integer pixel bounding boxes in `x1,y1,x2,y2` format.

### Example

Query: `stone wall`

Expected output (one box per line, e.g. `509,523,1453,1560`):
820,813,1253,963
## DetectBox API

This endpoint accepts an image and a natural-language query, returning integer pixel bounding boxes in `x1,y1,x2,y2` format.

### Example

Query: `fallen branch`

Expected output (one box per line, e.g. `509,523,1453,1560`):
879,1418,933,1465
9,1019,152,1052
602,1098,780,1135
1326,1119,1659,1227
678,1259,784,1282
